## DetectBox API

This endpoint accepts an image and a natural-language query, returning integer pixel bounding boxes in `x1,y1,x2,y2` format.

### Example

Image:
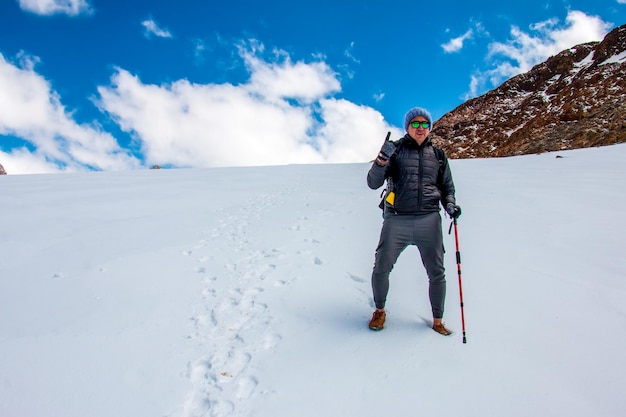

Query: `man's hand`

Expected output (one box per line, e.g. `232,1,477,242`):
376,132,396,165
446,203,462,219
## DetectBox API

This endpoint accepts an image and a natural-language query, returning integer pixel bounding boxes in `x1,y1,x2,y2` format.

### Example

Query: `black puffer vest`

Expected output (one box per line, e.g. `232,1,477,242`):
374,135,455,215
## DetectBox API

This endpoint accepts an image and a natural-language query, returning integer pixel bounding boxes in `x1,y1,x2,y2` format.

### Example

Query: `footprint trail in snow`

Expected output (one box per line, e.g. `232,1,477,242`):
179,188,324,417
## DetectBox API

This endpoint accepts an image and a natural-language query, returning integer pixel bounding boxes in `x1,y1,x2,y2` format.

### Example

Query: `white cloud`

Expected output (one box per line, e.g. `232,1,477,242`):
141,18,173,39
18,0,92,16
344,42,360,64
0,147,63,174
0,52,140,174
314,99,401,163
192,39,207,65
442,29,474,53
618,0,626,4
238,40,340,104
467,10,613,98
1,42,400,174
96,42,399,169
442,22,487,53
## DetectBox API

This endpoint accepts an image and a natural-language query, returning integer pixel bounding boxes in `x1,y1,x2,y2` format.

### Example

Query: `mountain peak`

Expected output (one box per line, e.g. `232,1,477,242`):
431,24,626,158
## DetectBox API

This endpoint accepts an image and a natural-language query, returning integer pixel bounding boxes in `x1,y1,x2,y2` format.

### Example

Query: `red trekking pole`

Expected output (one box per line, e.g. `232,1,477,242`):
450,218,467,343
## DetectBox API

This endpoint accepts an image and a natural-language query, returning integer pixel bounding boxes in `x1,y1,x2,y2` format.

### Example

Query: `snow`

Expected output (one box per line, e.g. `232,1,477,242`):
600,50,626,65
574,51,595,69
1,144,626,417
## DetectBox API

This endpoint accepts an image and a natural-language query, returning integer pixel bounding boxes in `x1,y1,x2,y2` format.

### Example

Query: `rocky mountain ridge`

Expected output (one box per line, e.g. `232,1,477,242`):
430,24,626,158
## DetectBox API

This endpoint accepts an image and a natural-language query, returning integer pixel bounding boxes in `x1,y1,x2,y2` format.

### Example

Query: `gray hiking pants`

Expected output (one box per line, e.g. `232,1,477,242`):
371,212,446,318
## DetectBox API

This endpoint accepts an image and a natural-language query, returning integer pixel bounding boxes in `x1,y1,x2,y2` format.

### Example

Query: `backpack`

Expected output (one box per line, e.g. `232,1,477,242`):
378,144,447,211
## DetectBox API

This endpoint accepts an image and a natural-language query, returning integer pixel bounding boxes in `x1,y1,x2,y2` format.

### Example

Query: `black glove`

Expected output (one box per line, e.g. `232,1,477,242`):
446,203,462,219
377,138,397,163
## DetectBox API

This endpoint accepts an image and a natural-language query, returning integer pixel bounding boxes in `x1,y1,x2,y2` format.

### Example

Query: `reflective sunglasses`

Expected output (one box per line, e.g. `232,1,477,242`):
410,121,431,129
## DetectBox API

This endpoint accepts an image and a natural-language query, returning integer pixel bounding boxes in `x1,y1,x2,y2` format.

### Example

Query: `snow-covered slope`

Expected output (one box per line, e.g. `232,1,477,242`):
1,144,626,417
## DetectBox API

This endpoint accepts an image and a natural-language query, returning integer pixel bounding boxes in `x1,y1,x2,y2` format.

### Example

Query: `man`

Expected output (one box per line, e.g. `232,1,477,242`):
367,107,461,335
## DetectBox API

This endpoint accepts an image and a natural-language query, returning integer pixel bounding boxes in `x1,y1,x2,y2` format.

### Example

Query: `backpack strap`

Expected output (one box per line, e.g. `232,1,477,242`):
433,146,447,188
378,139,402,212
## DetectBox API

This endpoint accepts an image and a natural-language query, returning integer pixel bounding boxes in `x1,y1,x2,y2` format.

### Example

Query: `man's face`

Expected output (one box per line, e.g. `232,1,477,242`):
407,116,430,145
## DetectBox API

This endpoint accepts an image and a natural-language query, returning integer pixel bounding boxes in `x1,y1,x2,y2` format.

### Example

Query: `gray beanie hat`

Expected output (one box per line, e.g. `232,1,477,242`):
404,107,433,132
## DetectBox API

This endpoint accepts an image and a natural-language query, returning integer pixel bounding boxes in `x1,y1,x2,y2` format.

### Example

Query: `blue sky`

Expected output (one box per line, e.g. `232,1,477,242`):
0,0,624,174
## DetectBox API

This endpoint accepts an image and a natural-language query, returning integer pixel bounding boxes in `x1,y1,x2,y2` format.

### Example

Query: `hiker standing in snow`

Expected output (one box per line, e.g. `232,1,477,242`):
367,107,461,335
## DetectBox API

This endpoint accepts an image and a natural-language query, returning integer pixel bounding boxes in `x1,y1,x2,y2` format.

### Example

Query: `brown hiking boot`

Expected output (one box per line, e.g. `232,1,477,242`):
432,322,452,336
369,310,386,330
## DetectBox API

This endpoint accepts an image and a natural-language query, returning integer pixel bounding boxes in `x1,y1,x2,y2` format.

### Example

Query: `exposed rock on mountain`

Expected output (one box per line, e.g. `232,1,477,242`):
0,163,6,175
431,24,626,158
